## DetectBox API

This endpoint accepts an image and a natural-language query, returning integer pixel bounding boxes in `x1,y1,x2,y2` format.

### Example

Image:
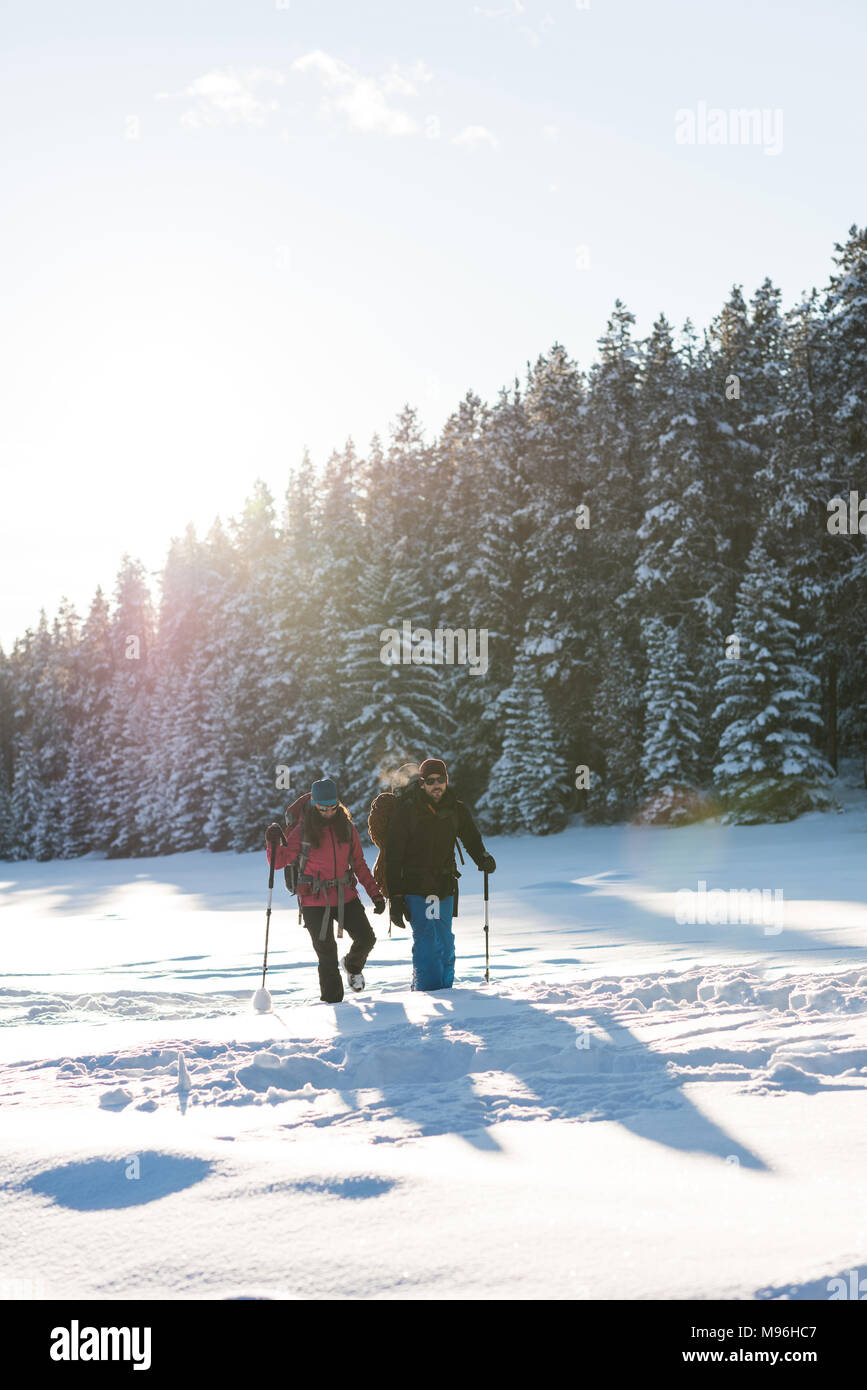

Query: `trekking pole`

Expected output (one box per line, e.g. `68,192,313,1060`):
253,828,285,1014
484,870,490,984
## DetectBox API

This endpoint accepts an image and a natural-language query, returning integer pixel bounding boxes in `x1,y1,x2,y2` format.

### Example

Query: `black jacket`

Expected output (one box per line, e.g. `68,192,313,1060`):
385,782,487,908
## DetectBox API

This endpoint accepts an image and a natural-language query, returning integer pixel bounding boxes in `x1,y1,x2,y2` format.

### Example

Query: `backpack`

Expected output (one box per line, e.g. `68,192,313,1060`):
283,793,313,895
367,790,399,892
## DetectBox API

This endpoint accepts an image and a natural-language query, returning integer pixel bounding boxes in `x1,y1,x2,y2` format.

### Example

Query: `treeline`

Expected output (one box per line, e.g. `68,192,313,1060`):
1,225,865,859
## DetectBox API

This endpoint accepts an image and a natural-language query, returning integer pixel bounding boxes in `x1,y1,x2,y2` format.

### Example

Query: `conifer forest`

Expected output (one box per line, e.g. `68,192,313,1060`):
2,224,865,859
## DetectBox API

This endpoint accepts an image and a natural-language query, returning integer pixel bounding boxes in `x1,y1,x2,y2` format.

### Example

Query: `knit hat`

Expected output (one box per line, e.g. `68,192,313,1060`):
311,778,338,806
418,758,447,780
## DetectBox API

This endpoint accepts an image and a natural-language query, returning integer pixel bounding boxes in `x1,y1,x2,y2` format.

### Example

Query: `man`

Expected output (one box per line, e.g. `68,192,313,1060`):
385,757,495,991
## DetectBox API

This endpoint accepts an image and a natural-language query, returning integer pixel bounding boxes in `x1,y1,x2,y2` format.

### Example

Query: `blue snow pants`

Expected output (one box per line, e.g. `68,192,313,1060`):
405,893,455,991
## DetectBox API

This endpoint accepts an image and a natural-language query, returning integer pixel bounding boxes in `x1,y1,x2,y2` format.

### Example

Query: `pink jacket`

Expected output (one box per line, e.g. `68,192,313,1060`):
266,818,381,908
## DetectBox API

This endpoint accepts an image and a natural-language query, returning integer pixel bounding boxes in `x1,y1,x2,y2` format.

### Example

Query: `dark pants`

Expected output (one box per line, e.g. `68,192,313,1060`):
301,896,376,1003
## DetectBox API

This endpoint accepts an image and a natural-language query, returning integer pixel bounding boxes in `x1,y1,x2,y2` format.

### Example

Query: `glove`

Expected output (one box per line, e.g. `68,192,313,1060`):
372,895,386,915
265,822,285,850
479,853,496,874
389,894,409,928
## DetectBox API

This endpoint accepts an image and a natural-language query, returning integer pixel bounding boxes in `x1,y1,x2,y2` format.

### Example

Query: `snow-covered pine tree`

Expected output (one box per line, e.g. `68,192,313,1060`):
464,384,536,804
220,482,283,852
135,525,213,852
639,618,702,824
58,725,96,857
9,734,47,859
340,541,455,809
713,537,834,822
0,646,15,858
307,439,363,793
475,641,569,834
5,614,57,858
430,390,508,806
820,225,867,773
92,557,155,856
630,315,727,785
67,587,114,855
703,284,756,608
269,454,328,811
521,345,589,785
0,758,13,860
582,302,644,818
341,413,455,812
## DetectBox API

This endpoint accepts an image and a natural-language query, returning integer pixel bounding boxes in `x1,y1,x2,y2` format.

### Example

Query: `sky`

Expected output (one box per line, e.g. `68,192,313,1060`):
0,0,863,649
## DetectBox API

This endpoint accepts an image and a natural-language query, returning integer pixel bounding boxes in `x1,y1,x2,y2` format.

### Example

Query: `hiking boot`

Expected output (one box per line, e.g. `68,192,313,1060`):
341,955,364,993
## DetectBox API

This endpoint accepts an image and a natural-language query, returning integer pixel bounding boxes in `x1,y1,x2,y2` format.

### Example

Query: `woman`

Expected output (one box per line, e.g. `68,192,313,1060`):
265,778,385,1003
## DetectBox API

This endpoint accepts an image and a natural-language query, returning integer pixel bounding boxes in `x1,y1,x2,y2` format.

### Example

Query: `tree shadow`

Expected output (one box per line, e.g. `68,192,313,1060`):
277,988,771,1168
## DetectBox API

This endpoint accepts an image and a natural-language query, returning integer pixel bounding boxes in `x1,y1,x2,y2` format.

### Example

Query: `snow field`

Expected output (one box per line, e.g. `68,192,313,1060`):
3,806,867,1299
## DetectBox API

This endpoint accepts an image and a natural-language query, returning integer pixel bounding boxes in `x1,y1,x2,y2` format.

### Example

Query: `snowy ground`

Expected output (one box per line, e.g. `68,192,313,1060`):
2,780,867,1301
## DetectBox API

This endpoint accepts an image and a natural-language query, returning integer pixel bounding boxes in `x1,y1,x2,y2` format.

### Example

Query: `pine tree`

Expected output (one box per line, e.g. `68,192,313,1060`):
0,647,14,858
703,284,756,606
269,456,327,812
582,302,644,818
639,619,702,824
58,726,95,857
476,644,569,833
521,345,589,784
93,557,155,856
342,414,455,813
0,757,14,859
820,225,867,772
713,538,833,822
432,389,517,806
223,482,282,852
10,735,47,859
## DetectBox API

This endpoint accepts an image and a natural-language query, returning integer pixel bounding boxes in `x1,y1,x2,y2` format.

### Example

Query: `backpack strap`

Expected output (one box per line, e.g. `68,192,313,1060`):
283,793,312,893
294,833,313,924
298,867,354,940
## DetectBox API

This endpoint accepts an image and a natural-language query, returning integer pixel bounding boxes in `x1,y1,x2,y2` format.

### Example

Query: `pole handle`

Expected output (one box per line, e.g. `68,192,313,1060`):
484,870,489,902
266,824,285,891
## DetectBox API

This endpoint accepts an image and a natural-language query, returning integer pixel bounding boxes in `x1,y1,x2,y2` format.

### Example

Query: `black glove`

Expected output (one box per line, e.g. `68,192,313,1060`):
479,853,496,874
389,894,409,928
372,895,386,915
265,822,285,850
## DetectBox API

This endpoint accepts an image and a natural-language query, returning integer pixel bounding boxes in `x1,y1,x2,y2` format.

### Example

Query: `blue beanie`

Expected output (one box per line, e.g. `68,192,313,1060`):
311,778,338,807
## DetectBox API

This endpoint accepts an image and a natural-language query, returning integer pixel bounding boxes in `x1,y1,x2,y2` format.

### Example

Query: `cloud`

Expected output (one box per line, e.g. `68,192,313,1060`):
176,67,284,129
452,124,499,150
473,1,525,16
473,0,552,47
292,50,428,135
381,60,434,97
